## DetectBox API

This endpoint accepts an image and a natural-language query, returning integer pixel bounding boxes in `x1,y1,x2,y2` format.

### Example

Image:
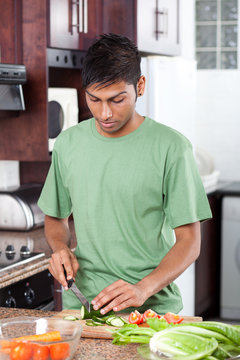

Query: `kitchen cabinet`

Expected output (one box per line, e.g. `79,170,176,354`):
0,0,136,165
137,0,180,55
0,0,22,64
0,0,49,162
48,0,101,50
195,193,222,318
48,0,136,50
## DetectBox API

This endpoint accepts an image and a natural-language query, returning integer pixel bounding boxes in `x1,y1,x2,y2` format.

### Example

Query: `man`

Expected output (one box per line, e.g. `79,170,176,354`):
38,34,212,315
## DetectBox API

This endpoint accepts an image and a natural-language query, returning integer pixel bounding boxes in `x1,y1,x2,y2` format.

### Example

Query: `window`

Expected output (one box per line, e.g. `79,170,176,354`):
195,0,239,69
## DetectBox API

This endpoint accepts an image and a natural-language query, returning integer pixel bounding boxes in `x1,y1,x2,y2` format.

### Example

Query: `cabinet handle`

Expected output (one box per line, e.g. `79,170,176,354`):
155,0,168,40
71,0,83,33
79,0,83,33
83,0,88,33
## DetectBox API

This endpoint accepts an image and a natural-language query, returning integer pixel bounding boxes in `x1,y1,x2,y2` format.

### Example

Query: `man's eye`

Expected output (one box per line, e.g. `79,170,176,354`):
112,98,124,104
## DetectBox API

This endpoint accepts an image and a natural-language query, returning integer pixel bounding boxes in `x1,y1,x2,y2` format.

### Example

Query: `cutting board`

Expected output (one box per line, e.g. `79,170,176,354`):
54,310,202,339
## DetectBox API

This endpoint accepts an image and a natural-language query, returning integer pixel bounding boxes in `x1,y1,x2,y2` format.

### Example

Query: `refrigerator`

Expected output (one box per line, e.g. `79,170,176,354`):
136,56,197,316
136,56,197,146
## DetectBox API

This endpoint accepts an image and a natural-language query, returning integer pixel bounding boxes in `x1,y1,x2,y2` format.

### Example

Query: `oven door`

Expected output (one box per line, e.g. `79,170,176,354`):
0,270,54,309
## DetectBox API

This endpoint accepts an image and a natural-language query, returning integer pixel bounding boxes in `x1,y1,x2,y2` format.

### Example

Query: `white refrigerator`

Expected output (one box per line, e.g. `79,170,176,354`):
136,56,197,316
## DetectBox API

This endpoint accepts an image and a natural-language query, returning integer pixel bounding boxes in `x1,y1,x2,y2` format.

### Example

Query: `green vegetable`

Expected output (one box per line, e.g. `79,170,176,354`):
146,317,170,331
112,324,156,345
91,316,106,324
179,321,240,345
112,318,240,359
149,327,218,359
85,319,96,326
80,304,114,320
173,325,233,344
63,315,79,321
84,313,127,328
106,317,125,327
213,343,240,359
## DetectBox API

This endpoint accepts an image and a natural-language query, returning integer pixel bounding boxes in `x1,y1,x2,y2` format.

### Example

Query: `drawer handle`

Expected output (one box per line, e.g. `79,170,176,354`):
155,0,168,40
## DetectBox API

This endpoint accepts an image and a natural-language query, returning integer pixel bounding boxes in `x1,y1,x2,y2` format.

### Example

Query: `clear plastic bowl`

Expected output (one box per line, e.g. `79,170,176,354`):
0,316,82,360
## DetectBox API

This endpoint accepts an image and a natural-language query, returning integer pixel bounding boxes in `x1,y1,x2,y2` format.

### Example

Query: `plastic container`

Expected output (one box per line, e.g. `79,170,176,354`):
0,316,82,360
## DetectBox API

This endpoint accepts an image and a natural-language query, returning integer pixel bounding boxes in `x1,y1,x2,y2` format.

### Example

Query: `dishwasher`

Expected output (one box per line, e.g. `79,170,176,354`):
220,182,240,320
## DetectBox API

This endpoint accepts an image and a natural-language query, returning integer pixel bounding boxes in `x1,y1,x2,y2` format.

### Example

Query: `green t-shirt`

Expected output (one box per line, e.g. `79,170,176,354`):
38,117,212,314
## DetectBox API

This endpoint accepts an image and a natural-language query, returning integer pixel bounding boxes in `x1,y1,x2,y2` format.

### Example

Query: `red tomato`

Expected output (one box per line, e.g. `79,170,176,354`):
33,344,49,360
10,342,33,360
128,310,143,325
163,312,184,324
49,342,70,360
143,309,158,321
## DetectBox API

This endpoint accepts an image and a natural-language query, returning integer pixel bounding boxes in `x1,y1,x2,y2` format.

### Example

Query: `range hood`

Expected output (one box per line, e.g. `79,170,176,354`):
0,64,27,111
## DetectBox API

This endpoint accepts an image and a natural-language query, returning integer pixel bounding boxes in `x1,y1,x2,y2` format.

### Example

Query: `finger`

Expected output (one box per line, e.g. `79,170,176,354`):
100,292,131,314
70,252,80,279
93,284,129,311
58,250,74,280
112,298,134,312
92,280,125,306
48,261,57,280
51,252,70,289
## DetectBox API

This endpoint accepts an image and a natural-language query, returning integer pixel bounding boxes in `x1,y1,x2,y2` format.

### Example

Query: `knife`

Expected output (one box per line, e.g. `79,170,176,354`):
63,266,91,312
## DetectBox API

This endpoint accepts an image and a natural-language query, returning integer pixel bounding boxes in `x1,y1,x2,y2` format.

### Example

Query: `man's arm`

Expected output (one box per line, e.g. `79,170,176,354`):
92,221,201,314
45,215,79,290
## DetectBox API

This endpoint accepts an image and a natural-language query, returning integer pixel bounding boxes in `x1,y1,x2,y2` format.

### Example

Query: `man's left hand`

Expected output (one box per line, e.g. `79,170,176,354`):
91,279,148,314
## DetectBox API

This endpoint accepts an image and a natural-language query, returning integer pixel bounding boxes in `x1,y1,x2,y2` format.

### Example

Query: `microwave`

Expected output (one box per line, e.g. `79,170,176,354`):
48,88,79,151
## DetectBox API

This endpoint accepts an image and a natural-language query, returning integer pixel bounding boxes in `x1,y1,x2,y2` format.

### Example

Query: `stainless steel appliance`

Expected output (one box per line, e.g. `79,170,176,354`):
0,63,26,111
0,184,44,231
220,182,240,320
0,238,54,309
0,271,54,310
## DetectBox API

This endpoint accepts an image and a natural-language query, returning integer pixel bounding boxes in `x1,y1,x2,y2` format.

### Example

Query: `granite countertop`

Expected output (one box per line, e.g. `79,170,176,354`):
0,307,142,360
0,221,77,289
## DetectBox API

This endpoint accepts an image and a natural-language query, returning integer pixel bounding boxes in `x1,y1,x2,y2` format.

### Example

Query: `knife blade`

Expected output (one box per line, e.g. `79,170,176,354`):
63,266,91,312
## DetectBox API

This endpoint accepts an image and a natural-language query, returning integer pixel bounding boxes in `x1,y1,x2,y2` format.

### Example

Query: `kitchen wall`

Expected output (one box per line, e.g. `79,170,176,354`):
195,70,240,182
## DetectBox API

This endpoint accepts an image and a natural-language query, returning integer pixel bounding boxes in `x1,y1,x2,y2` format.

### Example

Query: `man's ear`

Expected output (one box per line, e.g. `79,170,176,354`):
137,75,146,97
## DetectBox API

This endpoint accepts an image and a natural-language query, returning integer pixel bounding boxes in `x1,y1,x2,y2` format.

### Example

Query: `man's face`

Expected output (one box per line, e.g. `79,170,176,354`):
85,80,141,137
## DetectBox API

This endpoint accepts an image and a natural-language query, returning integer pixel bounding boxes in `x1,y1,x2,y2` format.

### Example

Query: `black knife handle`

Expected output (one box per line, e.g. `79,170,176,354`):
63,265,74,288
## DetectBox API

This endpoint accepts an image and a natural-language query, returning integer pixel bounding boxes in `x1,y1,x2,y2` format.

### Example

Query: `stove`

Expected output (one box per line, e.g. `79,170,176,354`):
0,239,54,310
0,239,44,272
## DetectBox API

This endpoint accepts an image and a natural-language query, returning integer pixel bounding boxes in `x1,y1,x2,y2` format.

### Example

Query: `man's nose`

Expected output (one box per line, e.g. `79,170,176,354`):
101,102,112,120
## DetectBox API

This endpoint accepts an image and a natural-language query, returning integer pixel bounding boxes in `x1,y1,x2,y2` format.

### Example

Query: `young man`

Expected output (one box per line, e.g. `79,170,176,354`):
38,34,212,315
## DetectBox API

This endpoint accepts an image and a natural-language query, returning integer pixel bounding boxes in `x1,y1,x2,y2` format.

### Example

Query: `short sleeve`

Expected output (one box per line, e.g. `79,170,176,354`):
38,147,72,218
163,143,212,229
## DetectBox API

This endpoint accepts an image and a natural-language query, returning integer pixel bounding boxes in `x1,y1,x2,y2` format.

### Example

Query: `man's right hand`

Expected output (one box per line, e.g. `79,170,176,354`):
48,245,79,290
44,215,79,289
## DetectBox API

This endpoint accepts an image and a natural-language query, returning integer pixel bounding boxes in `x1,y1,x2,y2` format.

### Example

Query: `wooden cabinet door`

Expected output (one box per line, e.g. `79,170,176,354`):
0,0,22,63
48,0,100,50
101,0,137,43
0,0,49,162
48,0,79,49
137,0,180,55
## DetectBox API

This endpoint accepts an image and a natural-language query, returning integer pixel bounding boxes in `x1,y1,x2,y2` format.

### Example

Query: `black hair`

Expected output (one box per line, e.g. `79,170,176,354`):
82,33,141,90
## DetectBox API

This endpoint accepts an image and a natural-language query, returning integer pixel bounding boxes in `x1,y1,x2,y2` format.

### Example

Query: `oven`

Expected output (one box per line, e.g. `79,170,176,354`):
0,270,54,310
0,240,54,310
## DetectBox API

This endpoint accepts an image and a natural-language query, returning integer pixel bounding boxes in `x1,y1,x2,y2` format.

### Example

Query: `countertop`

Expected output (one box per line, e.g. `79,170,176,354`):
0,307,142,360
0,222,76,289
